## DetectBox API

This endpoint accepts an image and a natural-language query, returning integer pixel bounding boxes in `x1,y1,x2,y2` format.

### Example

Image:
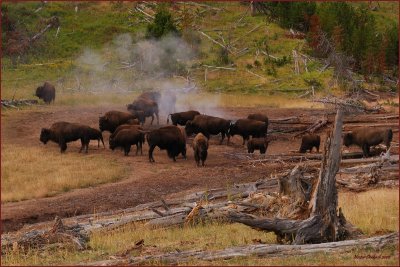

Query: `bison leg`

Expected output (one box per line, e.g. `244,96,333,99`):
362,144,370,158
148,144,156,162
150,115,154,125
220,132,225,145
79,139,85,153
124,146,130,156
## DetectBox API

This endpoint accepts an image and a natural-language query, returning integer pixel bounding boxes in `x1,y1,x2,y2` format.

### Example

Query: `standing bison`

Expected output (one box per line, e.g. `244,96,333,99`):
87,127,105,148
109,128,145,156
99,111,138,133
167,110,200,126
146,125,187,162
193,133,209,167
35,82,55,104
229,119,268,145
343,128,392,157
40,122,91,153
299,134,320,153
185,115,231,145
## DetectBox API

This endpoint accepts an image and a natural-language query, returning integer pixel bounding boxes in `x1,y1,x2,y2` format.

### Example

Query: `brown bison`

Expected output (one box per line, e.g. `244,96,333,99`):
343,128,393,157
167,110,200,126
40,122,91,153
146,125,187,162
193,133,208,167
127,98,159,125
109,128,145,156
247,137,269,154
299,134,320,153
229,119,268,145
109,124,144,142
185,115,231,145
138,91,161,103
128,110,145,125
87,127,105,148
35,82,55,104
99,110,137,133
247,113,269,124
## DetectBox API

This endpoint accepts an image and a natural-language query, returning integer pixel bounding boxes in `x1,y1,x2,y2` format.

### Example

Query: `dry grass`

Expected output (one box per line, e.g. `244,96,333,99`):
1,144,128,202
2,188,398,265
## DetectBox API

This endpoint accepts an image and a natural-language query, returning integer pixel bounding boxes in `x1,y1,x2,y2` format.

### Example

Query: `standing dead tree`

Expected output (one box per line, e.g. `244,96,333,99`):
229,109,363,244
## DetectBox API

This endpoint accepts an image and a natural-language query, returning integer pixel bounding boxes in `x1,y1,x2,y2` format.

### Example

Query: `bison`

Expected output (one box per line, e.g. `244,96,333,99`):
35,82,55,104
299,134,320,153
185,115,231,145
193,133,208,167
138,91,161,103
167,110,200,126
343,128,393,157
99,110,137,133
109,128,145,156
40,122,91,153
229,119,268,145
87,127,105,148
127,98,159,125
247,113,269,124
247,137,269,154
146,125,186,162
109,124,144,142
127,110,145,125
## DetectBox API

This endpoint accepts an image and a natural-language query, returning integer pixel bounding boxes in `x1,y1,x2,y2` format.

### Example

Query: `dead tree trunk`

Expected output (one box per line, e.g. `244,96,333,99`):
229,109,362,244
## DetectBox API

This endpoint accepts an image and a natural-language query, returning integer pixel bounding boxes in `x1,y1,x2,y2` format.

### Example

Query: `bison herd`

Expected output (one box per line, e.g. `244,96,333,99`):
39,89,393,166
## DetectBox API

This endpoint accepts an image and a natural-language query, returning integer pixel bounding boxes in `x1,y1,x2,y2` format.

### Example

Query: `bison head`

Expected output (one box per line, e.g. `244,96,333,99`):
99,116,109,132
35,86,44,98
109,138,116,150
343,132,353,147
40,128,51,144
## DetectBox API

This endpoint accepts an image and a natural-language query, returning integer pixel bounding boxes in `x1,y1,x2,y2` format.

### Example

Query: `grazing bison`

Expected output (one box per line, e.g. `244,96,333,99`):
299,134,320,153
185,115,231,145
35,82,55,104
247,137,269,154
146,125,186,162
167,110,200,126
40,122,91,153
229,119,268,145
109,128,145,156
343,128,393,157
193,133,208,167
247,113,269,124
127,98,159,125
99,110,137,133
87,127,105,148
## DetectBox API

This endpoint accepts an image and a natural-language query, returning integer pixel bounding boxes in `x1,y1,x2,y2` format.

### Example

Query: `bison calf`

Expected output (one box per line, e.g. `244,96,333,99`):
35,82,55,104
109,129,145,156
299,134,321,153
193,133,208,167
40,122,90,153
343,128,392,157
87,127,105,148
247,137,269,154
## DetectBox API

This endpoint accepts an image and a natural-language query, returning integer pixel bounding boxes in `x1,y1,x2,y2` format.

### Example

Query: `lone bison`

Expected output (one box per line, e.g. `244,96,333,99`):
299,134,320,153
127,98,159,125
40,122,91,153
247,137,269,154
109,128,145,156
247,113,269,124
167,110,200,126
87,127,105,148
185,115,231,145
99,110,137,133
229,119,268,145
193,133,209,167
343,128,392,157
35,82,55,104
146,125,186,162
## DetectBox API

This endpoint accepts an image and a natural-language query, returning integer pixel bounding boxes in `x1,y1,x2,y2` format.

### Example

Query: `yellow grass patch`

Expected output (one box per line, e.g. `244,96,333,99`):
1,144,128,202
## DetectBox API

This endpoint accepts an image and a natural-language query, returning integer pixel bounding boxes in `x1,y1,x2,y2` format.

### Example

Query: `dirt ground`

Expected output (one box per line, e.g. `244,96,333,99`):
1,104,397,233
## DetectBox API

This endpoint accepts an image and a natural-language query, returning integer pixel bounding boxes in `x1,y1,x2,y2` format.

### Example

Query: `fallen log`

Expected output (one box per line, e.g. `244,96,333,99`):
294,115,328,137
83,232,398,266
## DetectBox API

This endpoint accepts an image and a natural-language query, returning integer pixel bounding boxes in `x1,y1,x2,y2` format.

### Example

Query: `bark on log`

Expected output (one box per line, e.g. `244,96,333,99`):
83,232,398,266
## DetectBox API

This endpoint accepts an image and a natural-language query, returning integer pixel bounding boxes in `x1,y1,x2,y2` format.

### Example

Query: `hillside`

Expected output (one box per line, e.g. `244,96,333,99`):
1,1,398,103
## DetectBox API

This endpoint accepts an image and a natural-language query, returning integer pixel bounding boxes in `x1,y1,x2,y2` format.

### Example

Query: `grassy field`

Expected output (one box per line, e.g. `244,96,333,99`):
2,188,398,265
1,144,128,202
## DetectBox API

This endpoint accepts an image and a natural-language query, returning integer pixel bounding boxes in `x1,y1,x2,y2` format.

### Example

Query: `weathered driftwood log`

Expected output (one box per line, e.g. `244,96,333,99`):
229,109,363,244
83,232,398,266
